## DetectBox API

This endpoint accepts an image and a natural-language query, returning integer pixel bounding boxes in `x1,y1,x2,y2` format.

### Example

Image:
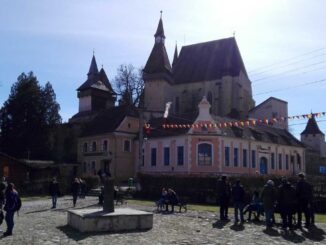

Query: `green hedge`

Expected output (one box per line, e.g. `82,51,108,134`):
137,173,326,213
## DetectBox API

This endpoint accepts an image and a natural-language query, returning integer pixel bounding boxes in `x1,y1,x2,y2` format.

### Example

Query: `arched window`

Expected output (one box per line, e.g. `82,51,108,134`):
92,141,97,152
83,143,88,153
197,143,212,165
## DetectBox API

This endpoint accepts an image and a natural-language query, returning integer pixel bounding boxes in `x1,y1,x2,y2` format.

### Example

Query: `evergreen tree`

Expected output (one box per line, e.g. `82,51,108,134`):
0,72,62,159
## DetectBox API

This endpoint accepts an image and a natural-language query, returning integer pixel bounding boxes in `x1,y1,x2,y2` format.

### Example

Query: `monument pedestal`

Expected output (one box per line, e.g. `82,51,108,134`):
67,208,153,232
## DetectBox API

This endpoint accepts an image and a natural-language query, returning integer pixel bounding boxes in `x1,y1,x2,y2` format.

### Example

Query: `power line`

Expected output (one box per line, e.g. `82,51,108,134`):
252,59,326,83
250,52,326,77
254,78,326,96
289,119,326,127
248,46,326,74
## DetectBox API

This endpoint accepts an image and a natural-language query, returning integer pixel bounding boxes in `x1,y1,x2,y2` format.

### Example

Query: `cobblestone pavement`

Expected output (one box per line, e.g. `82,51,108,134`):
0,196,325,245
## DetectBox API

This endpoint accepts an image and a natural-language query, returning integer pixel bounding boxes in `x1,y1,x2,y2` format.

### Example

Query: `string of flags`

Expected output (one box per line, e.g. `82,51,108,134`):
144,112,326,129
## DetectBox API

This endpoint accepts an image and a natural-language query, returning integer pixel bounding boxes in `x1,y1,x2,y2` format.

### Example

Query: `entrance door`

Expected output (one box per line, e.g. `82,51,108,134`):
260,157,268,175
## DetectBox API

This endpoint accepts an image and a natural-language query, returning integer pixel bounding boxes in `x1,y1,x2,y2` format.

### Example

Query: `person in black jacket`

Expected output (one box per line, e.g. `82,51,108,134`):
296,172,313,228
165,188,179,213
71,178,80,207
217,175,231,220
49,177,60,209
232,180,245,224
278,177,297,229
3,183,19,237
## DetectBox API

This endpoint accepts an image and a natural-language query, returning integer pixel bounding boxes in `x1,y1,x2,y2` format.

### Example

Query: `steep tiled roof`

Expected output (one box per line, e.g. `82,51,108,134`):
172,37,248,84
143,43,172,75
81,105,139,137
172,43,178,68
301,116,324,135
154,18,165,38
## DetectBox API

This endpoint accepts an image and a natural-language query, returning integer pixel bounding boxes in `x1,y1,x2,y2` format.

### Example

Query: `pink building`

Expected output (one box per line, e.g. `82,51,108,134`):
138,97,305,176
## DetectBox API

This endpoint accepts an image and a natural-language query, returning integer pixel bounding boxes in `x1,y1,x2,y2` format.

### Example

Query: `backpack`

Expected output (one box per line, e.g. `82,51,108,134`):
15,195,22,212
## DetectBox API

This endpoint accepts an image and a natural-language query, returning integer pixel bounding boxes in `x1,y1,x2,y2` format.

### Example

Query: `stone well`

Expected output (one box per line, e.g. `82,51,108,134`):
67,207,153,233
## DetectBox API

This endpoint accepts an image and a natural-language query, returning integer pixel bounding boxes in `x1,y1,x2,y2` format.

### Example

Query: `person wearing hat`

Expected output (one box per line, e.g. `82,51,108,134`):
296,172,313,228
278,177,296,229
261,180,276,229
216,175,231,221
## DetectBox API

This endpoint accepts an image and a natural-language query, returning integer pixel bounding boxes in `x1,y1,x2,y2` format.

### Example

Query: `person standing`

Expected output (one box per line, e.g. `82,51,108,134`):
71,178,80,207
232,180,245,224
0,177,7,210
3,183,19,237
296,172,313,228
217,176,231,221
49,177,60,209
261,180,276,229
278,177,296,229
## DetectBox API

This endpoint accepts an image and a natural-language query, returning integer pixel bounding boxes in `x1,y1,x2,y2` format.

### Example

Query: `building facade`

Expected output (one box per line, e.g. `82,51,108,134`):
139,98,305,176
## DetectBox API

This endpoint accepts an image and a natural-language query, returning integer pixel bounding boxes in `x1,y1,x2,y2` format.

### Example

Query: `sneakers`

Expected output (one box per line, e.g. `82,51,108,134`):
3,231,12,237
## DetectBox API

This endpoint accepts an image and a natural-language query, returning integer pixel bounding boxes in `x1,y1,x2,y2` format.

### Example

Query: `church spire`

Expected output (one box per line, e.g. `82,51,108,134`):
143,12,172,76
87,54,99,78
301,114,324,135
172,42,178,67
154,11,165,44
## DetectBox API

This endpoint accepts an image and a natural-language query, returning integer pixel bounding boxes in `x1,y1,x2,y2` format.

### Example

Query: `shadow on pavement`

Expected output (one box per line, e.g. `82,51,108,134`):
263,227,280,237
25,208,51,214
281,230,305,243
301,225,325,242
230,223,245,231
212,220,229,229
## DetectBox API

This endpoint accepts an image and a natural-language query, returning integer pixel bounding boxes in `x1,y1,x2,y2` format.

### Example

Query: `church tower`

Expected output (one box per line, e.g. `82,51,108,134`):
77,55,116,113
301,115,326,157
143,13,173,117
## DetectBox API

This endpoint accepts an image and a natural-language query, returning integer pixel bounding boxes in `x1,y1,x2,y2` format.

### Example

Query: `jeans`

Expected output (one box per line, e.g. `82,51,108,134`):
265,208,274,227
220,199,229,220
297,200,310,227
73,195,78,207
5,211,15,234
52,195,57,208
234,202,244,222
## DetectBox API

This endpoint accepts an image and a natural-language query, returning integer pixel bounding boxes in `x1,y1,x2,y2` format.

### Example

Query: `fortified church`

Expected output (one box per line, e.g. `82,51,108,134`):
69,15,325,181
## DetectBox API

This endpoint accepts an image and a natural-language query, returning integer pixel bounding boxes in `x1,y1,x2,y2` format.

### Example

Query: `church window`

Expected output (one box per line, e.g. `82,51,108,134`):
198,143,212,165
175,97,179,113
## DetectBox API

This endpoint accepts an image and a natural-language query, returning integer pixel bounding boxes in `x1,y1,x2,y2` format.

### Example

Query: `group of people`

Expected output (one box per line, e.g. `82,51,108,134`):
217,173,314,230
156,188,179,212
49,177,87,208
0,177,21,237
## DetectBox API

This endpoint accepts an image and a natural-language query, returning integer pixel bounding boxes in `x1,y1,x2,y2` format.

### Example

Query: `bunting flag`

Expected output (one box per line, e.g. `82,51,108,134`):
149,111,326,130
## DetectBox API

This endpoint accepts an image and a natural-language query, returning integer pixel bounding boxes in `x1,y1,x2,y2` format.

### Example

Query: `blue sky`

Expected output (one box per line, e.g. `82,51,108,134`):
1,0,326,139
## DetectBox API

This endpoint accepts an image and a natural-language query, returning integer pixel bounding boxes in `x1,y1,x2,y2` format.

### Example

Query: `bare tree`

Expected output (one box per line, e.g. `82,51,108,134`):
114,64,144,106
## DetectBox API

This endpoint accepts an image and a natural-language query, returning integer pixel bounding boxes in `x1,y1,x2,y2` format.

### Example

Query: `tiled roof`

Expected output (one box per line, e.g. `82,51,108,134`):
154,18,165,38
301,116,324,135
81,105,139,137
146,116,304,147
172,37,248,84
143,43,172,75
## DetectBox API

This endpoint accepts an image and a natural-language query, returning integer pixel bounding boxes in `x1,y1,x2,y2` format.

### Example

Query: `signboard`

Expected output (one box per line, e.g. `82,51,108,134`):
320,166,326,174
